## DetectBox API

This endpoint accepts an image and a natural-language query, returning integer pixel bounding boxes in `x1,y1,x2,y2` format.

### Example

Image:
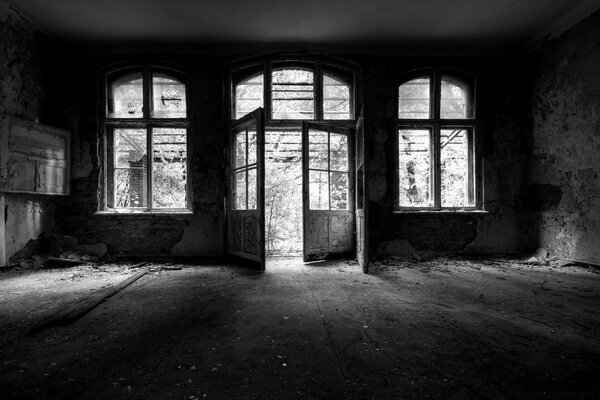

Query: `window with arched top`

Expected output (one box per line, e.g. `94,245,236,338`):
396,69,479,210
231,58,356,122
102,65,190,212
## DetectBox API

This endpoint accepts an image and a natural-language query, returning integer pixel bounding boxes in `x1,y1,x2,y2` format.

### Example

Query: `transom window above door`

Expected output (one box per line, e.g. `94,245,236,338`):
231,58,356,122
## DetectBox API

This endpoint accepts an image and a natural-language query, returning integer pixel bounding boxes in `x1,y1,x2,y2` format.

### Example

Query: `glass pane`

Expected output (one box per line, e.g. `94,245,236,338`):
235,129,246,168
272,68,314,119
309,170,329,210
441,77,471,119
398,77,430,119
108,72,143,118
114,129,147,208
152,128,187,208
330,172,348,210
247,168,257,210
234,170,247,210
235,74,264,119
330,133,348,172
441,129,472,207
323,74,350,120
248,129,257,165
309,130,328,170
152,73,186,118
398,129,432,207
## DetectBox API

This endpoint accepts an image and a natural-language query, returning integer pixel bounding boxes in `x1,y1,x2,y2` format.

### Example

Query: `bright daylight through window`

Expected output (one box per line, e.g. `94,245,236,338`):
104,67,189,211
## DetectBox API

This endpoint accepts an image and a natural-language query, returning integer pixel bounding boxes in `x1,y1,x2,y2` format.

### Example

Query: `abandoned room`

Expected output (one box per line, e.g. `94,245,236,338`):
1,0,600,398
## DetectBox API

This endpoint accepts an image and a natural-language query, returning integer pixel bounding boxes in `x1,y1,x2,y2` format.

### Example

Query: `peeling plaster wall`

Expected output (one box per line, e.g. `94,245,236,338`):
0,6,55,266
363,56,534,257
529,11,600,264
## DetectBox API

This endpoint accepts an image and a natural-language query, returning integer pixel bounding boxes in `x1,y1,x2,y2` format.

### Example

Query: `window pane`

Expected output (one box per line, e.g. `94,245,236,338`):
234,170,247,210
398,77,430,119
272,68,314,119
330,133,348,172
235,74,264,119
309,170,329,210
398,129,432,207
323,73,351,120
152,128,187,208
247,167,257,210
441,77,472,119
441,129,473,207
235,130,246,168
330,171,348,210
248,129,257,165
114,129,147,208
309,130,328,170
152,73,186,118
108,72,143,118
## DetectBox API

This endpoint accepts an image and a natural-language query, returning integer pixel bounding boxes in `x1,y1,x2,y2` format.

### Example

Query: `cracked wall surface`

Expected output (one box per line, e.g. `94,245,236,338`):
0,6,55,266
529,11,600,264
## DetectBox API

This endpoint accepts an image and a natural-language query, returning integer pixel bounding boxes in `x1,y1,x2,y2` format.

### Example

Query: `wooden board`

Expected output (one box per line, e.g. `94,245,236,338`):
0,116,70,195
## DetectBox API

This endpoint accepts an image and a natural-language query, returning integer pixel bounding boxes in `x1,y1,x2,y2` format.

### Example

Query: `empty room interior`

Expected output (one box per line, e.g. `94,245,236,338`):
1,0,600,398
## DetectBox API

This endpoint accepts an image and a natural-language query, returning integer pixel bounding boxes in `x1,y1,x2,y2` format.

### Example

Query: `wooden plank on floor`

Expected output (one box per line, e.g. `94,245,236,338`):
30,271,147,334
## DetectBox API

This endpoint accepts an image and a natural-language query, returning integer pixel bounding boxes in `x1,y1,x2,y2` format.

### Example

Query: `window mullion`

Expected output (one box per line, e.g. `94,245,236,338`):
327,130,331,210
265,61,273,122
147,126,153,210
433,124,441,209
315,62,323,121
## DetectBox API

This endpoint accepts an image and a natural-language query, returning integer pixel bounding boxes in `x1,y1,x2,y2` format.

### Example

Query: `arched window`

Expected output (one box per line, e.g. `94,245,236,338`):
231,57,356,122
397,69,478,210
103,65,190,211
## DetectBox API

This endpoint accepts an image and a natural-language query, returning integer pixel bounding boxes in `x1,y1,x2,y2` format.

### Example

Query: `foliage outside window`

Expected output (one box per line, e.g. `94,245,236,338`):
104,66,189,211
397,69,477,210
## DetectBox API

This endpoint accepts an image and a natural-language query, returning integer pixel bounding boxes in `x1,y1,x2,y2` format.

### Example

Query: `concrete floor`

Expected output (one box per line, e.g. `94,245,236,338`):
0,257,599,399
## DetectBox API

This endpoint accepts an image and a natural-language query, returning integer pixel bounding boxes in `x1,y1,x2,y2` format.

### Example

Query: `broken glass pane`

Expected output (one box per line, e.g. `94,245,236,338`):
235,170,247,210
398,129,432,207
247,167,257,210
108,72,143,118
330,171,348,210
309,170,329,210
441,77,471,119
235,74,264,119
152,128,187,208
114,129,147,208
309,130,328,170
441,129,472,207
152,73,187,118
235,129,246,168
323,73,350,120
330,133,348,172
272,68,314,119
398,77,430,119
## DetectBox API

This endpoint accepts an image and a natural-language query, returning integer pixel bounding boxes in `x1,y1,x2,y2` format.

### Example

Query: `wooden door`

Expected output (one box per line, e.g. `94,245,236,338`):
302,122,354,262
355,106,369,273
227,108,265,270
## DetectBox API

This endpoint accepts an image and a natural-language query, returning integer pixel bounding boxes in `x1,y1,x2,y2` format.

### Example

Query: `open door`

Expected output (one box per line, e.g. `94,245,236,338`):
302,122,354,262
227,108,265,270
355,106,369,273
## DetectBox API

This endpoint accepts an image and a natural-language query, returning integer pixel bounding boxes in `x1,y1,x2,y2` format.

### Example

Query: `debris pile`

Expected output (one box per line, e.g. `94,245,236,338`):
9,231,109,269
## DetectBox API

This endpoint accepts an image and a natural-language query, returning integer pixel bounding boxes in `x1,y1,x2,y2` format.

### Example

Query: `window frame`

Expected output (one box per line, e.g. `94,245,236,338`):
229,55,359,125
395,67,481,212
100,64,192,213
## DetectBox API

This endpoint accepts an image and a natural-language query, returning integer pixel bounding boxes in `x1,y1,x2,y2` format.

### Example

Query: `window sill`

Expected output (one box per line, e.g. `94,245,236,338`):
393,209,489,215
94,209,193,216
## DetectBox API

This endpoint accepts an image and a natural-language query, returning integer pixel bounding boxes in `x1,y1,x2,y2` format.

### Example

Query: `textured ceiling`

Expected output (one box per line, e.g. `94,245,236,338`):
3,0,600,54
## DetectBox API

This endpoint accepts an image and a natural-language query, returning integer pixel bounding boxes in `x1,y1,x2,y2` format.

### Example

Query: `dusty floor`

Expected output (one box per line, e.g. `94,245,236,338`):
0,257,599,399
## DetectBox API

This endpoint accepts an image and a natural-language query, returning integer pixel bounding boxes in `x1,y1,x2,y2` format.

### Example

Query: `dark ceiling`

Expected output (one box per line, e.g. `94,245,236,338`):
3,0,600,55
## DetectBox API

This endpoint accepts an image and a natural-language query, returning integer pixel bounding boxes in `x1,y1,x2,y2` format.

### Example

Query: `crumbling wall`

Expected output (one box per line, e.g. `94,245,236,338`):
529,11,600,264
363,56,534,258
0,5,55,266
